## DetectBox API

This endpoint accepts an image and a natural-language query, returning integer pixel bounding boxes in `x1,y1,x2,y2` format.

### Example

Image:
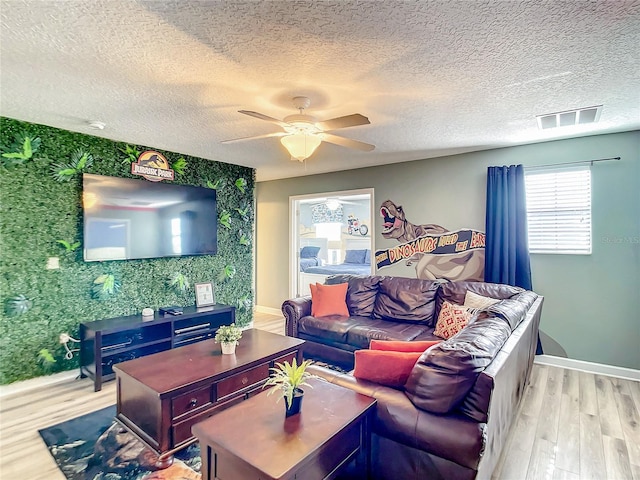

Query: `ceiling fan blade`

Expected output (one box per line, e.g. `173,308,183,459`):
238,110,290,128
322,133,375,152
221,131,286,144
316,114,370,131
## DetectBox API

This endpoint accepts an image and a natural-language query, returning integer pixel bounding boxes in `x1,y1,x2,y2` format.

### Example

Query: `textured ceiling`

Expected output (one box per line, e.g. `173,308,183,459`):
1,0,639,182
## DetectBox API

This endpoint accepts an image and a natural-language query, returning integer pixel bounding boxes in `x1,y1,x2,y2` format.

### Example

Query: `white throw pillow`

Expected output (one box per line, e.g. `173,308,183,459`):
463,291,501,311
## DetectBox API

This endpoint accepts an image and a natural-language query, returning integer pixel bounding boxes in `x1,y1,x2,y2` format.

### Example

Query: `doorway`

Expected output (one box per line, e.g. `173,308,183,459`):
289,189,374,298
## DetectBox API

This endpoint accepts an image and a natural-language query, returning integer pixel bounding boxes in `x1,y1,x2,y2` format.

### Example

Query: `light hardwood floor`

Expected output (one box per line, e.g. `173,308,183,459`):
0,312,637,480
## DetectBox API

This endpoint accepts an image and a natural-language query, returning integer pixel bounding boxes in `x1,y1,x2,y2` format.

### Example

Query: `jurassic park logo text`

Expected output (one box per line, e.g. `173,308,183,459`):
131,151,175,182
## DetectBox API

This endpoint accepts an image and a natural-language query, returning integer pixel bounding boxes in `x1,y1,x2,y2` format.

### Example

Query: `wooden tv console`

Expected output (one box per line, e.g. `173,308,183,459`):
80,304,235,391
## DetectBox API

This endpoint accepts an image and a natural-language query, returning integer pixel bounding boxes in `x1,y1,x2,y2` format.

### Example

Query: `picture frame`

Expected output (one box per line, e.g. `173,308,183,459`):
194,282,215,307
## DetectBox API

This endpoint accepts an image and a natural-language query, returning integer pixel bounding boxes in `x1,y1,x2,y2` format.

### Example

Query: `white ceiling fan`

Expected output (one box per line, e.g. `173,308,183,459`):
311,198,357,210
221,96,375,161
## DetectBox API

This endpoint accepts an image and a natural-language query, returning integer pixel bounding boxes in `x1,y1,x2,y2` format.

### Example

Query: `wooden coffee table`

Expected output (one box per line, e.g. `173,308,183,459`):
113,328,304,468
192,377,377,480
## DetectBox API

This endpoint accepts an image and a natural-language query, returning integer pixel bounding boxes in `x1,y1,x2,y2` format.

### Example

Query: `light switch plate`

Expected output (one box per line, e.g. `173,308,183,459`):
46,257,60,270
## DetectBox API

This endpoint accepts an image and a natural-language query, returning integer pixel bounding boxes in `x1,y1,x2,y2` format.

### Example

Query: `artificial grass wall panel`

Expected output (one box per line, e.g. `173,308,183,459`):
0,117,255,384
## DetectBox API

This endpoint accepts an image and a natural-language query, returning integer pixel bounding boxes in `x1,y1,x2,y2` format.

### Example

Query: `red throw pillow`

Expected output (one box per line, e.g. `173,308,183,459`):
310,282,349,317
369,339,442,352
353,350,422,388
433,300,472,339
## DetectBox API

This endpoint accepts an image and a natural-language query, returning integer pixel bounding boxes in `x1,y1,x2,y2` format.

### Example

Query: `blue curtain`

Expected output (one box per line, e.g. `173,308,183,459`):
485,165,541,353
484,164,532,289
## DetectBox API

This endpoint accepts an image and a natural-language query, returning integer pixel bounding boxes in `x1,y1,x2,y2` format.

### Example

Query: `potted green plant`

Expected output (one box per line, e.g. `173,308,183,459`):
214,323,243,355
263,358,316,416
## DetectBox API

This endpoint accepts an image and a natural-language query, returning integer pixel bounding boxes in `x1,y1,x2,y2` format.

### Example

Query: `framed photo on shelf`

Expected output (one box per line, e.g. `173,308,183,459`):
195,282,215,307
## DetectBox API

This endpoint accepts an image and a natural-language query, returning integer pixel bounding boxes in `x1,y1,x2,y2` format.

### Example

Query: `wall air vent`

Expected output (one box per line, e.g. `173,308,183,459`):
536,105,602,129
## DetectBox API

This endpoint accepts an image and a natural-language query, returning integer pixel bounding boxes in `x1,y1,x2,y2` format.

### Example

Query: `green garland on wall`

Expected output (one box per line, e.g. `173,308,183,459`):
0,117,255,384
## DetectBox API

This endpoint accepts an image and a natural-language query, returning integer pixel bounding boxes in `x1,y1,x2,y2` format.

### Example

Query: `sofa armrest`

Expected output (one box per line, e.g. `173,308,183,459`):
309,365,485,470
282,296,312,337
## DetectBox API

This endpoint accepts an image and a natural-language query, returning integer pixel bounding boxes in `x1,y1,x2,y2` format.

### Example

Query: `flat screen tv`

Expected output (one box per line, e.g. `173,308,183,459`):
83,173,217,262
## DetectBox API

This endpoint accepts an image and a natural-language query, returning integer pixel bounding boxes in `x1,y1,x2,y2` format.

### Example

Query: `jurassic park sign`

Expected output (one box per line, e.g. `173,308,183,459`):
131,151,175,182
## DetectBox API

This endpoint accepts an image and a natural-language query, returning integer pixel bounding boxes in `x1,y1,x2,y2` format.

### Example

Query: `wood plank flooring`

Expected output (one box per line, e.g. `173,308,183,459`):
493,365,640,480
0,311,637,480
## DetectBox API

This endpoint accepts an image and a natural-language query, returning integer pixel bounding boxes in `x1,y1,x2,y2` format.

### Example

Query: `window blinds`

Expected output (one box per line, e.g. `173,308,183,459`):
524,165,592,254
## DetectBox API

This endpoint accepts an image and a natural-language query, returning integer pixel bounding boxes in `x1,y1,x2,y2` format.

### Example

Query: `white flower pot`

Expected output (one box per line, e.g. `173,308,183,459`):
221,342,237,355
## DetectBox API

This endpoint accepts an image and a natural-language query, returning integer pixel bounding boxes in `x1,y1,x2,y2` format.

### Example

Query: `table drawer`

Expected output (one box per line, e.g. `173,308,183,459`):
173,407,217,447
173,395,245,447
294,422,361,480
172,385,213,419
217,363,269,399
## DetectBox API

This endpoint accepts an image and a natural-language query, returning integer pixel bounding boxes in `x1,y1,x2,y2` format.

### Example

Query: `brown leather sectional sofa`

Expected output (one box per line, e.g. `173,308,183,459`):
281,274,543,480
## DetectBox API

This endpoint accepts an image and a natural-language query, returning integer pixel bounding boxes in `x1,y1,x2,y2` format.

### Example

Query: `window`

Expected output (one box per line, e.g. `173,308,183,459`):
524,165,591,254
314,222,342,241
171,217,182,254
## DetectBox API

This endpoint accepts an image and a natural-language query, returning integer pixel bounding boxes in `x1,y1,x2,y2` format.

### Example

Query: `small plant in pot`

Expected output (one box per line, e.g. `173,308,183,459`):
214,323,242,355
263,358,316,417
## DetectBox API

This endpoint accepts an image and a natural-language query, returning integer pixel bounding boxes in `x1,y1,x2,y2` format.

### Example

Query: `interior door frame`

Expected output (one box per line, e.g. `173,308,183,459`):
289,188,375,298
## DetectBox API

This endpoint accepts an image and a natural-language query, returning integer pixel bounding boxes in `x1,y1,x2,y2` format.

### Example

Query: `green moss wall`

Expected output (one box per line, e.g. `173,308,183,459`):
0,117,255,384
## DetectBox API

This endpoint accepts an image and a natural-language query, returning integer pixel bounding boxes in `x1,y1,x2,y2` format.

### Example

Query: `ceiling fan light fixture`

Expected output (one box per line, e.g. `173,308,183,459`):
224,96,374,155
280,133,322,162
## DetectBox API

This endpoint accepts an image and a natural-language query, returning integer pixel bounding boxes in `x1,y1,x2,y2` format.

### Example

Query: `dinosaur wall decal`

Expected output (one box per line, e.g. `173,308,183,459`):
378,199,485,282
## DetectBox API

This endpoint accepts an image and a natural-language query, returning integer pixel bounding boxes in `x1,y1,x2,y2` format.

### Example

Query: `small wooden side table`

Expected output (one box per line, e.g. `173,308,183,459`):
192,377,377,480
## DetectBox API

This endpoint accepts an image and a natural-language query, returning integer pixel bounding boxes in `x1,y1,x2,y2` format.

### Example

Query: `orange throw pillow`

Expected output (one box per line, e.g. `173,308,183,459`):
353,350,422,388
369,339,442,352
433,300,472,339
310,282,349,317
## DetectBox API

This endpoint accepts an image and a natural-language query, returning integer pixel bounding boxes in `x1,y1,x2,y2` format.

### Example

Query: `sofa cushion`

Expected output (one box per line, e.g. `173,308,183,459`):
346,319,431,349
433,301,473,339
404,316,512,414
310,282,349,317
298,315,371,344
354,350,422,388
486,291,538,330
310,365,486,470
463,290,501,310
435,281,524,319
373,276,439,324
370,339,442,352
325,274,381,317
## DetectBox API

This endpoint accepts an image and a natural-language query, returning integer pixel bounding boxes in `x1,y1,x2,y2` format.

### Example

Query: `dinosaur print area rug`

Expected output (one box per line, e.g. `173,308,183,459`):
38,405,201,480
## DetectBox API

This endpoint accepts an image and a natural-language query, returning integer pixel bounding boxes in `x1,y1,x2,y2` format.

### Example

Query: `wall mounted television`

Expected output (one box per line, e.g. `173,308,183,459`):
83,173,217,262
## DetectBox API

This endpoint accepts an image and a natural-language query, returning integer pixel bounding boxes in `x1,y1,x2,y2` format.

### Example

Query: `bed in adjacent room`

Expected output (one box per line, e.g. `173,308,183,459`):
302,249,371,275
298,238,373,295
299,246,323,272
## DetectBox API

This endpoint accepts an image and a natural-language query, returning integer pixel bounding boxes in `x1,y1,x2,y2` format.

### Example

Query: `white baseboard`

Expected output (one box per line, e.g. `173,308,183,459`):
254,305,282,316
0,370,79,398
534,355,640,382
